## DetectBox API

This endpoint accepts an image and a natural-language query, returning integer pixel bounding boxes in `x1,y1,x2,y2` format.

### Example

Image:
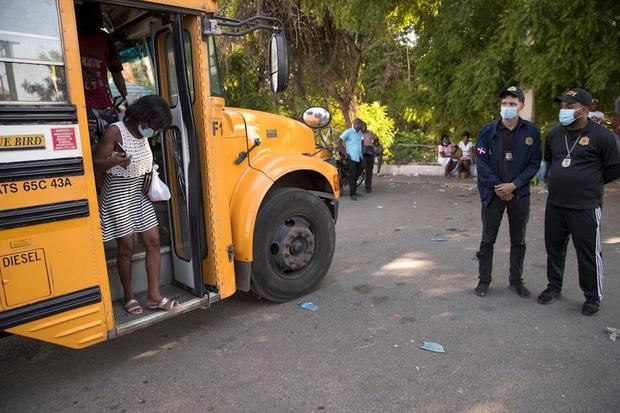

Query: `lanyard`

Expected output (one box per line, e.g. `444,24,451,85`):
563,132,582,159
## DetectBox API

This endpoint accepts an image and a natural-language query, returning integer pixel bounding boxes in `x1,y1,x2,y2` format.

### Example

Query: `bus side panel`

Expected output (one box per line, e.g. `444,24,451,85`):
5,302,108,349
59,0,114,333
0,1,114,348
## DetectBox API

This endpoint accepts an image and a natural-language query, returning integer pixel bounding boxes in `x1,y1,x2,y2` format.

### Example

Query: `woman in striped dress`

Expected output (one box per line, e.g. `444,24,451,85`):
94,95,176,315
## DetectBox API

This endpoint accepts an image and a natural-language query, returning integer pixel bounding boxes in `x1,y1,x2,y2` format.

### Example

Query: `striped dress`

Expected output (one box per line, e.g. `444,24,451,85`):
98,121,157,242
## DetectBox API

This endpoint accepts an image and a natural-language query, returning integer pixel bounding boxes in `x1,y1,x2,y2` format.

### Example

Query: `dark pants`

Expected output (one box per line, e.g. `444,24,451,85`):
545,203,603,302
347,158,362,196
376,155,383,174
363,154,374,191
478,195,530,284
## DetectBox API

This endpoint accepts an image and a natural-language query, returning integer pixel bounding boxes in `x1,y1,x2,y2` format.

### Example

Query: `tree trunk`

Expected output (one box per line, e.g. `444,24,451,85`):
324,39,362,127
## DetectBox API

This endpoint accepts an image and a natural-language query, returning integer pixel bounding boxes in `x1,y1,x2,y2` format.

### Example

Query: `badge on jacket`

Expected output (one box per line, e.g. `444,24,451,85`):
525,137,533,145
579,136,590,146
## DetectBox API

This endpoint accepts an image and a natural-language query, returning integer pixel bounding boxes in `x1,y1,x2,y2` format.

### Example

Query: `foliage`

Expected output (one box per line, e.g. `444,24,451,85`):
408,0,620,132
216,0,620,163
356,102,396,156
389,130,436,164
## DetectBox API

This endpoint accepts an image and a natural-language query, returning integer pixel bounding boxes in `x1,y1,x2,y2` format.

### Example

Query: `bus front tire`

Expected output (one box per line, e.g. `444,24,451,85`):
251,188,335,303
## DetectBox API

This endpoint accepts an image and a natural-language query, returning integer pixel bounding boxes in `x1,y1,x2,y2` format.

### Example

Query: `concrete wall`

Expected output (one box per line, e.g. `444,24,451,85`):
380,164,477,177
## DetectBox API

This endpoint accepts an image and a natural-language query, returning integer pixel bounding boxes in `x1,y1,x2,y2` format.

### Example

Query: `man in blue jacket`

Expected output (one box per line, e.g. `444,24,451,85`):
475,86,542,298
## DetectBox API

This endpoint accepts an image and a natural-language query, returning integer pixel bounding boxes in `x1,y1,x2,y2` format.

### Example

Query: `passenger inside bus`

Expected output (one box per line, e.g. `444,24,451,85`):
93,95,177,314
76,3,127,148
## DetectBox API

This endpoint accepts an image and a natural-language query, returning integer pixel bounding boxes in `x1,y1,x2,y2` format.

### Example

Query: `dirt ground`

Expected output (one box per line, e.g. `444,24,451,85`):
1,175,619,413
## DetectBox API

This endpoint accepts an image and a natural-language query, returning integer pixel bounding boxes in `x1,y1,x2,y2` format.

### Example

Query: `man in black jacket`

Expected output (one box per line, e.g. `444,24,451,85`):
538,88,620,316
475,86,541,298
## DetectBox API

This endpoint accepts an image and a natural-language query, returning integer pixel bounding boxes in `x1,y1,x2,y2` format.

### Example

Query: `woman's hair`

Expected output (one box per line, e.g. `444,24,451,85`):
462,131,471,138
125,95,172,131
440,134,450,144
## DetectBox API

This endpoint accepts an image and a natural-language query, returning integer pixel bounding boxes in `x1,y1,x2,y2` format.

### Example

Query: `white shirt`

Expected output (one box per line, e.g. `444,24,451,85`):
458,140,474,160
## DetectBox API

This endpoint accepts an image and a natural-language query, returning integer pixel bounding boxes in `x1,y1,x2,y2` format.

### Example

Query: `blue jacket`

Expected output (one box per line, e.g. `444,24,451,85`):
476,118,541,206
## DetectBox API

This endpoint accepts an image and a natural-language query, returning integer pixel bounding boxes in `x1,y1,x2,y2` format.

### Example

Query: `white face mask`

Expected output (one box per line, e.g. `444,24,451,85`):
559,107,585,126
500,106,518,120
138,124,156,138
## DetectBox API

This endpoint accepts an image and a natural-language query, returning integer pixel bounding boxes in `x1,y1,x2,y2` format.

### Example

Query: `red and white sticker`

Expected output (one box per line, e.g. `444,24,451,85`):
52,127,77,151
0,124,82,163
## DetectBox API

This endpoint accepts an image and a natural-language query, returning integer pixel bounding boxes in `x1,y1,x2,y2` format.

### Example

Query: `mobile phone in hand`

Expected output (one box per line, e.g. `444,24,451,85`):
113,142,126,154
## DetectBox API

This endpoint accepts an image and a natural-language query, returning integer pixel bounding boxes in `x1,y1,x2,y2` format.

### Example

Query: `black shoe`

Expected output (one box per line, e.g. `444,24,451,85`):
475,281,490,297
582,300,600,316
365,188,372,193
509,283,531,298
537,288,560,304
350,195,358,201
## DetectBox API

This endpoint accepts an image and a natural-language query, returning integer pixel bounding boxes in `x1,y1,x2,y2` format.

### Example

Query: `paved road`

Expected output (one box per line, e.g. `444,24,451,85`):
1,176,619,413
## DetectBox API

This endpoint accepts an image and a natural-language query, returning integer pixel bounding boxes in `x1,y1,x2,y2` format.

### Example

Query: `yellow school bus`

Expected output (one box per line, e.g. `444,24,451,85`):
0,0,339,348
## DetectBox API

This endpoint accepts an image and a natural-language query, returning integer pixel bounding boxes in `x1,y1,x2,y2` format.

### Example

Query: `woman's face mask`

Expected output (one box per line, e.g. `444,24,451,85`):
138,124,156,138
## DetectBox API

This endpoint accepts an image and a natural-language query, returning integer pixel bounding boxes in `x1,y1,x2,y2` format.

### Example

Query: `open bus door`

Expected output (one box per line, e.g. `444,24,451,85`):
152,16,205,297
101,7,220,337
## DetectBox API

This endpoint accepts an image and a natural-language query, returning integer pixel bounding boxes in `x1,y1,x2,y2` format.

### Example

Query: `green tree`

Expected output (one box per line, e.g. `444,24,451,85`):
405,0,620,133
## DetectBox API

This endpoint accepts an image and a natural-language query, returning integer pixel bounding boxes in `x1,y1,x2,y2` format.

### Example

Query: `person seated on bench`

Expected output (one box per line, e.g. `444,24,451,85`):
437,134,458,177
457,131,475,178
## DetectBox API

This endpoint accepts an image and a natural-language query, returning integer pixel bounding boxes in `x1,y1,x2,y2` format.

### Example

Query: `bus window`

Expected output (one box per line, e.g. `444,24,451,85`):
207,36,223,97
163,31,194,107
0,0,66,102
109,41,156,103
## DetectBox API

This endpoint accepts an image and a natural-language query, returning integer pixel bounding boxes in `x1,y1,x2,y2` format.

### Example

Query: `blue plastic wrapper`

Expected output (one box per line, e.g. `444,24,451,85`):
297,301,320,311
420,342,445,353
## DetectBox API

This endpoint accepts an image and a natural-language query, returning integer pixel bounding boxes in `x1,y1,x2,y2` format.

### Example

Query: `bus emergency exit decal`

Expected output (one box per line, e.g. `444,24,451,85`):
0,124,82,163
52,128,77,151
0,134,46,151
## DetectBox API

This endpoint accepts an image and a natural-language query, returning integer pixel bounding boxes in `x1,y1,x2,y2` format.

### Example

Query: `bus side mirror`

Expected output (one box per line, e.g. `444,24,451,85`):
302,107,331,129
269,33,289,93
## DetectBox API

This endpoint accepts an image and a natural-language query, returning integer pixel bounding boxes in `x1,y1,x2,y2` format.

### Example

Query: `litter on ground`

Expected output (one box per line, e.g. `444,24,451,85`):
606,327,620,341
420,342,446,353
298,301,319,311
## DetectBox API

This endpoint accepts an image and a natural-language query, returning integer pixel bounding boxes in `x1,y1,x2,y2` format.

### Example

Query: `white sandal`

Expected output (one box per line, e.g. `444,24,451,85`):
147,297,178,311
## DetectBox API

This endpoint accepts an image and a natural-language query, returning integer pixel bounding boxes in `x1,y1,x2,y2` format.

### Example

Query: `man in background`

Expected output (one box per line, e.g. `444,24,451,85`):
362,123,377,193
339,119,365,200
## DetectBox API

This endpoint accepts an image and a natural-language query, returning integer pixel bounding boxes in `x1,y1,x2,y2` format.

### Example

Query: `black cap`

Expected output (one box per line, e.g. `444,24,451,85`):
554,88,592,107
499,86,525,102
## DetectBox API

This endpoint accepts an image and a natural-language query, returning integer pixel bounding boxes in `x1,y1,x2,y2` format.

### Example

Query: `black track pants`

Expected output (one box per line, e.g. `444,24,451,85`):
545,203,603,301
478,195,530,284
